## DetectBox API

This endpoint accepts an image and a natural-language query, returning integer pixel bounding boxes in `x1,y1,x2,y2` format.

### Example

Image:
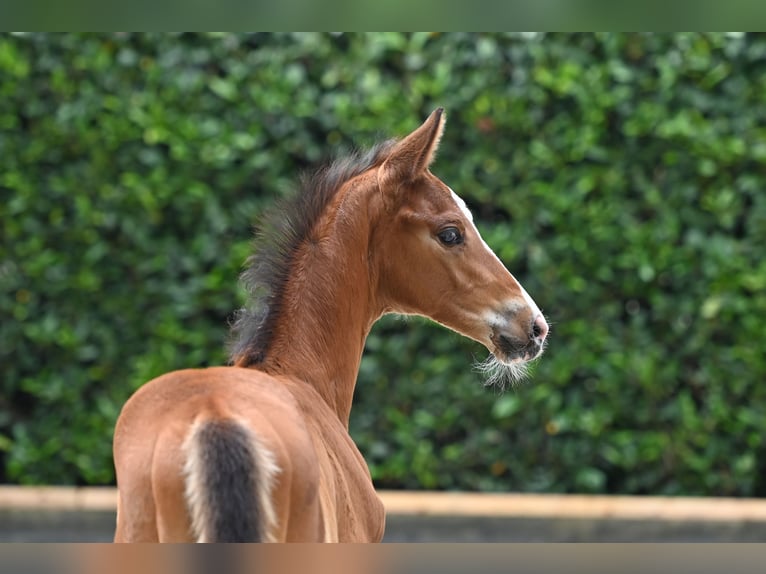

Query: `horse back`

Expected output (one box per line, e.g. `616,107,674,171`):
113,366,383,542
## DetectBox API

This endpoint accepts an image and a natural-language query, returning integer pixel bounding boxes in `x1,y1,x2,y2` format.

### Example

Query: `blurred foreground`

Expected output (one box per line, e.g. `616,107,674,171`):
2,509,765,542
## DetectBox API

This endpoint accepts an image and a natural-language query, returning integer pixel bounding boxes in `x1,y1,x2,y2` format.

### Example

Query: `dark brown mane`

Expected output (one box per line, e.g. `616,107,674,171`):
229,139,397,367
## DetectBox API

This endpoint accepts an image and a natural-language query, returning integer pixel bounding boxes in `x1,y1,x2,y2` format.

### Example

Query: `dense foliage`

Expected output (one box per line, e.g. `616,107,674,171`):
2,33,765,495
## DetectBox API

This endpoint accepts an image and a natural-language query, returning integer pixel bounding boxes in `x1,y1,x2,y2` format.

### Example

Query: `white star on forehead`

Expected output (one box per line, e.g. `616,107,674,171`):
448,187,474,222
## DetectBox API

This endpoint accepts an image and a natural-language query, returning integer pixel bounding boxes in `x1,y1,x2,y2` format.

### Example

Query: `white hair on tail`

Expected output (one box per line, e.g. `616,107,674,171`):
182,418,280,542
182,421,211,542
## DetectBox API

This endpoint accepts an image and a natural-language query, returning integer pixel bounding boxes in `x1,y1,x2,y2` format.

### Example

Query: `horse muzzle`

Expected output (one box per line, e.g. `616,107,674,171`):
490,313,548,363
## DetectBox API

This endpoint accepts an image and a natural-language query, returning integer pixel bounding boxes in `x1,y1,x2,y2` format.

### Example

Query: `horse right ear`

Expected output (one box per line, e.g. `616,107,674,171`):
378,108,446,203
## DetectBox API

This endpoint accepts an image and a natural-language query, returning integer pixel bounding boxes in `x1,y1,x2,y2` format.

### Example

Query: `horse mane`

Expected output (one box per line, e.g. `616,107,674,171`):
229,138,397,367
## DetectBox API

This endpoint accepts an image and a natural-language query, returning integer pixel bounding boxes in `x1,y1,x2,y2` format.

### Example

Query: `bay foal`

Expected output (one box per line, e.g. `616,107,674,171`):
113,109,549,542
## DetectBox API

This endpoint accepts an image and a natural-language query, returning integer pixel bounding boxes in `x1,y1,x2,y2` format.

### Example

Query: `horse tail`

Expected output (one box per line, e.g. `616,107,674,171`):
182,417,279,542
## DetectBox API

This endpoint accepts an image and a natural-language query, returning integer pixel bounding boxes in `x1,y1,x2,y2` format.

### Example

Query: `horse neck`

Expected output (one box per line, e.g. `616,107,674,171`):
260,178,384,426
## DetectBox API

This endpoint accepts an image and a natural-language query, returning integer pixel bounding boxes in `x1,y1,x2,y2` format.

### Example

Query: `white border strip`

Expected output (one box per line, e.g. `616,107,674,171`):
380,491,766,522
2,488,766,523
0,487,118,511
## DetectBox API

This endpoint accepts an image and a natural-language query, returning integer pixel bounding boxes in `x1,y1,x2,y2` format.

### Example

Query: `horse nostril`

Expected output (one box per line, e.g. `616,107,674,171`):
532,315,549,342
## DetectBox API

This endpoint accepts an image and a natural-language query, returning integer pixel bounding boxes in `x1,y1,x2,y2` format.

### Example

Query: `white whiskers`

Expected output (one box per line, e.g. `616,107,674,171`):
474,355,530,391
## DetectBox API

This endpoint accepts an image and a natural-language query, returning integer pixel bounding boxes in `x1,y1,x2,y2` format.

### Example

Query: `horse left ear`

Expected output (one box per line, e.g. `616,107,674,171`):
378,108,446,194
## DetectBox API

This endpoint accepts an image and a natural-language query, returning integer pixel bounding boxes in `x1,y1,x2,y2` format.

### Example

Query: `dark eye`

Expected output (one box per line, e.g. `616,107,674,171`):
437,227,463,246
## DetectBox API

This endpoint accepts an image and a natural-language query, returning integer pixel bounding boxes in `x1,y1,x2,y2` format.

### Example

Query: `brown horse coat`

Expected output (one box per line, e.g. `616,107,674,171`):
113,109,548,542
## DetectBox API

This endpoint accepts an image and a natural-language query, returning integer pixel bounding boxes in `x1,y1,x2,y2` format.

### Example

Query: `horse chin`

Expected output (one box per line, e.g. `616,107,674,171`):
474,353,532,391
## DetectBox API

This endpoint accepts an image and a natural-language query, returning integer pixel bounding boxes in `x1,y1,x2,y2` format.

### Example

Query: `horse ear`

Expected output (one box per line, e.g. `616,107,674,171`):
378,108,446,193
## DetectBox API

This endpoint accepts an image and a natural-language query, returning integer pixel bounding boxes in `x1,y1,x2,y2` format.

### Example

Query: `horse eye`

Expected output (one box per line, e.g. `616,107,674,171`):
437,227,463,246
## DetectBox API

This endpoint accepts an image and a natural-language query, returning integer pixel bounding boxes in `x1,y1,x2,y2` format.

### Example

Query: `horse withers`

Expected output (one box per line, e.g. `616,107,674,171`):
112,108,549,542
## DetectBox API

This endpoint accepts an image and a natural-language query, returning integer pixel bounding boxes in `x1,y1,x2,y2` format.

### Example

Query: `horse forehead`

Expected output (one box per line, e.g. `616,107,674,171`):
447,187,474,222
412,178,465,214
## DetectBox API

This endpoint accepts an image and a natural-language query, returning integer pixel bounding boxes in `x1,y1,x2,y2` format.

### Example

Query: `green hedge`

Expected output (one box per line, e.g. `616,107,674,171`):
2,33,766,495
